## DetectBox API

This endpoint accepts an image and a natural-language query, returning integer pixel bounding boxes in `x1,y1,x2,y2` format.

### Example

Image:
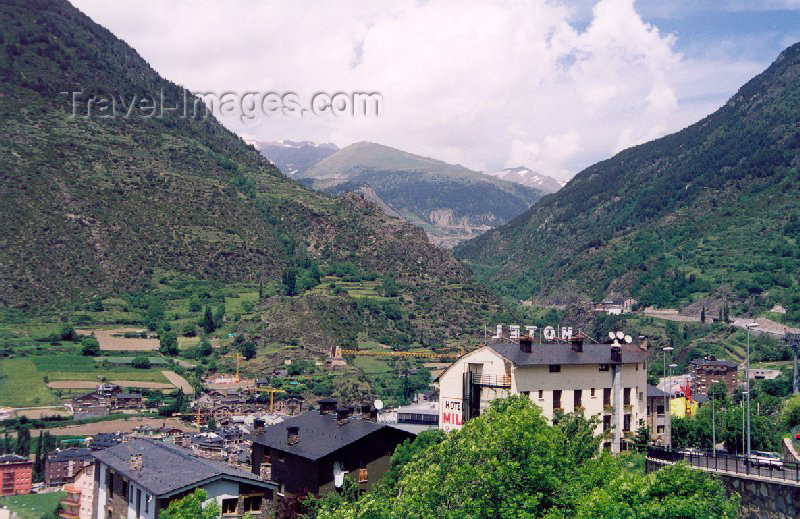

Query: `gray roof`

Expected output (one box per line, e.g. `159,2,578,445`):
92,438,273,497
252,411,414,461
48,447,93,462
0,454,29,463
488,341,651,366
647,384,670,398
690,358,737,368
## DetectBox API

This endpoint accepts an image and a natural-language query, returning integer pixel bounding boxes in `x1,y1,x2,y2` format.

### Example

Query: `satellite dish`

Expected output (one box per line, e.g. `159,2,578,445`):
608,332,616,340
616,331,625,340
624,335,633,344
374,399,384,410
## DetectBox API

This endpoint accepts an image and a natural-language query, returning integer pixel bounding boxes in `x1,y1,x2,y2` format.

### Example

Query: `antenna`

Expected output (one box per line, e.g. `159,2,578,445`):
374,399,384,410
608,332,616,340
624,335,633,344
616,331,625,340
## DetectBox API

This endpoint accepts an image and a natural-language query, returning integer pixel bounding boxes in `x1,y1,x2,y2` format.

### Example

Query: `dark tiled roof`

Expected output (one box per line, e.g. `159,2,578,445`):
92,438,272,497
252,411,412,461
647,384,670,398
48,447,93,462
488,341,651,366
690,359,738,368
0,454,30,463
115,393,143,399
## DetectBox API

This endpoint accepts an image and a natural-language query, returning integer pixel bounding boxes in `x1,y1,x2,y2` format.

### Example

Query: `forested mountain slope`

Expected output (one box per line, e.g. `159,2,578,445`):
0,0,493,337
457,42,800,321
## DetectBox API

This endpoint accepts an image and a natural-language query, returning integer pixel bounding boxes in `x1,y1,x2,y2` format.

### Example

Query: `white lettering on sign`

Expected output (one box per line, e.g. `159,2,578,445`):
543,326,556,340
492,324,574,341
492,324,503,339
509,325,520,339
440,398,464,431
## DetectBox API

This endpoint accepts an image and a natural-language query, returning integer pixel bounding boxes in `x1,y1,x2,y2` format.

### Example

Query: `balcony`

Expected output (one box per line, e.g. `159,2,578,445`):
472,374,511,387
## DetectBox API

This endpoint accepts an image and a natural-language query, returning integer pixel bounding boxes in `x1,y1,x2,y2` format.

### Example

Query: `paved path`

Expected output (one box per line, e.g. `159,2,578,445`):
162,370,194,394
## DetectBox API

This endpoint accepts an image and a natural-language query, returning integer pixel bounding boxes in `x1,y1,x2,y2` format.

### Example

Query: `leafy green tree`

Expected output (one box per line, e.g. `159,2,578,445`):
145,299,165,331
203,306,215,334
240,341,257,360
91,296,104,312
315,396,737,518
131,355,151,369
33,431,44,482
381,275,399,297
81,336,100,356
707,381,729,404
188,298,202,312
181,323,196,337
60,324,76,341
159,489,221,519
159,330,179,356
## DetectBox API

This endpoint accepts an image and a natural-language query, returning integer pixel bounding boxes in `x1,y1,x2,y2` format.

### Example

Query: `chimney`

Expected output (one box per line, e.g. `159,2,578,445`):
610,346,622,364
130,453,142,471
638,335,648,351
287,426,299,446
571,338,583,353
253,418,265,435
519,335,533,354
336,408,350,425
319,399,337,415
361,405,372,421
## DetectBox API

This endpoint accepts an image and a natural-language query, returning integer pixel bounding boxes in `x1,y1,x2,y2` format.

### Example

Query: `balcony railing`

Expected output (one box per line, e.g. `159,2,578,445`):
472,374,511,387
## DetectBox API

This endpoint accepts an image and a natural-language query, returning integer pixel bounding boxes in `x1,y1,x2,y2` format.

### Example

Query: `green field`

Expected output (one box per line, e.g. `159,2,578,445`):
0,358,58,406
0,492,65,519
44,369,169,383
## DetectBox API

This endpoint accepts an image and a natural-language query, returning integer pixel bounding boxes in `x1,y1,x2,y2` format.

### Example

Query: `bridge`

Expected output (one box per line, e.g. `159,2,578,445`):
647,447,800,518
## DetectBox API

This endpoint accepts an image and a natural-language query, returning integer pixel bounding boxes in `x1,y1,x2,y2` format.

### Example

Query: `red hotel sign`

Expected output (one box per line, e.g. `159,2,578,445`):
440,398,463,431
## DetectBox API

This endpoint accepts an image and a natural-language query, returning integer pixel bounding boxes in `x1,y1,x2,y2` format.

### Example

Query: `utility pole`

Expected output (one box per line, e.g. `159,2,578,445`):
746,322,758,459
712,396,716,458
662,346,673,449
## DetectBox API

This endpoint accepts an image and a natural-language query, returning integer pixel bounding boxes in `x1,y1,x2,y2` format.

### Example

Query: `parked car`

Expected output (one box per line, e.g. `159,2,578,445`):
750,451,783,470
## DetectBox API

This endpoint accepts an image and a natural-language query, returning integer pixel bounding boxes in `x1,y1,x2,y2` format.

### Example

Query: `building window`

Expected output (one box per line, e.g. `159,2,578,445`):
656,425,665,433
590,388,596,398
623,414,631,432
599,364,610,371
603,388,611,407
553,390,562,410
358,468,368,483
656,405,665,416
573,390,582,409
549,364,561,373
623,388,631,406
243,496,262,513
145,494,150,514
521,391,530,398
108,471,113,498
222,498,238,515
136,488,141,517
639,392,643,401
602,415,611,431
277,450,285,462
538,390,543,400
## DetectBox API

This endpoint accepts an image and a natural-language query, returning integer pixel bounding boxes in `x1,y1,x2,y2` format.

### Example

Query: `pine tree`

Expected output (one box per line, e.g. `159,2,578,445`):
701,307,706,323
33,431,44,482
203,306,215,334
15,427,30,456
723,302,730,323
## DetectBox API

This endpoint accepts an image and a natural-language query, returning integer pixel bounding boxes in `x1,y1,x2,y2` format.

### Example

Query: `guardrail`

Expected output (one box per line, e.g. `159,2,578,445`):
647,446,800,483
472,374,512,387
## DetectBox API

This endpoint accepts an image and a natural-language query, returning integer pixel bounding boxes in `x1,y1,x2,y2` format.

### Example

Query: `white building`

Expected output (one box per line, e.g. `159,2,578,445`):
436,333,651,452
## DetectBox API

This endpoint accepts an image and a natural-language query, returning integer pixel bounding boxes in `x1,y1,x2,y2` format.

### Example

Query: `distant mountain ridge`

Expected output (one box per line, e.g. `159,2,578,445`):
251,140,338,176
295,142,544,247
456,42,800,320
487,167,563,194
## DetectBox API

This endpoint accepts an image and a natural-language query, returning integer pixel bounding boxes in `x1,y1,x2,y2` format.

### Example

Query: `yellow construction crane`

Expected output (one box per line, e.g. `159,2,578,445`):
336,348,462,359
172,407,205,428
223,352,244,382
253,387,286,413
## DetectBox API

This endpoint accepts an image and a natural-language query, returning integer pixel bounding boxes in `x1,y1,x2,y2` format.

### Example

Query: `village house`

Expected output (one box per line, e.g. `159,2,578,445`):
250,404,414,496
59,463,94,519
646,384,671,445
0,454,32,496
45,447,93,487
92,438,276,519
436,331,650,453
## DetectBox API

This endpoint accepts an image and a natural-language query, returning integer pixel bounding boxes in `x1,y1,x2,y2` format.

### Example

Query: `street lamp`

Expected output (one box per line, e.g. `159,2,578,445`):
662,346,674,449
746,322,758,459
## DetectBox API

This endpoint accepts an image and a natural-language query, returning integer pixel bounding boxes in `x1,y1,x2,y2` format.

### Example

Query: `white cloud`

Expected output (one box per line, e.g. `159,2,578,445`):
71,0,779,180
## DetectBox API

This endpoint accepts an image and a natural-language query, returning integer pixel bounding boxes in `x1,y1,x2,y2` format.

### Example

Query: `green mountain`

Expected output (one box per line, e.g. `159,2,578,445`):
0,0,504,357
456,42,800,322
297,142,543,247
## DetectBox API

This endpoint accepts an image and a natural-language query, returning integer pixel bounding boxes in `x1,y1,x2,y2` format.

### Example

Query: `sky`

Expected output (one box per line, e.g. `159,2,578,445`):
71,0,800,181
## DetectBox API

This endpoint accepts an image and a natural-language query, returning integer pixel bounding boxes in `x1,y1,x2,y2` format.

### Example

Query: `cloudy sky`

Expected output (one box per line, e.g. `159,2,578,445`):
72,0,800,181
